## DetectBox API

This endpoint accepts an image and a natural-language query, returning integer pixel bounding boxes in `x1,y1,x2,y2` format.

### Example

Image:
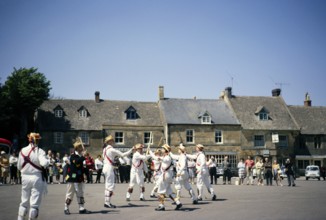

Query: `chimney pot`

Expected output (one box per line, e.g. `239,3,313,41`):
225,87,232,98
95,91,100,103
159,86,164,100
272,88,281,97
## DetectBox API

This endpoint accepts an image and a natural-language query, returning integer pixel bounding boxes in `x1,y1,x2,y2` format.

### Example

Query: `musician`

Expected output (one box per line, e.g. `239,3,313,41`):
170,144,198,204
149,144,182,211
186,144,217,201
102,135,133,208
17,133,49,220
126,144,150,201
64,140,91,215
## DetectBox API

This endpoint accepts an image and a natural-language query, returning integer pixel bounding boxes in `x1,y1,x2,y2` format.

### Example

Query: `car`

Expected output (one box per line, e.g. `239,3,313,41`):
305,165,320,181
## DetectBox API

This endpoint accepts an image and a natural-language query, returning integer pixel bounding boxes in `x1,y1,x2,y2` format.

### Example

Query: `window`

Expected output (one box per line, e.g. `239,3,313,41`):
54,132,63,144
215,130,223,144
144,132,153,144
254,135,265,147
259,113,268,121
202,115,211,124
54,110,63,118
278,135,288,147
314,136,321,149
79,109,87,118
186,129,194,143
115,132,124,144
209,154,237,169
125,106,138,120
80,132,89,145
298,160,309,169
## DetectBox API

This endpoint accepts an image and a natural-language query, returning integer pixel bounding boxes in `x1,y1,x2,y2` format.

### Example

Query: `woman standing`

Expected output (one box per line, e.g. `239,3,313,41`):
237,158,246,185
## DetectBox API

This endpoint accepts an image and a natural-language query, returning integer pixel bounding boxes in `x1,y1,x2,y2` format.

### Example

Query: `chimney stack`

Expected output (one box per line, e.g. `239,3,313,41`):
272,88,281,97
225,87,232,99
159,86,164,100
304,92,312,107
95,91,100,103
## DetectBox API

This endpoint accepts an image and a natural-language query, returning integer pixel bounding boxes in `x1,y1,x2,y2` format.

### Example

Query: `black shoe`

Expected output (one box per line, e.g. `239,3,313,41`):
150,194,156,198
193,200,198,204
140,197,145,201
155,206,165,211
79,209,91,214
197,197,203,201
292,184,296,187
64,209,70,215
104,203,116,208
212,194,217,201
175,203,182,210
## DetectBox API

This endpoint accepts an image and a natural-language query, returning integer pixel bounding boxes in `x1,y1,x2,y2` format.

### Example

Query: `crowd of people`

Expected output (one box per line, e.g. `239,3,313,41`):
5,132,326,219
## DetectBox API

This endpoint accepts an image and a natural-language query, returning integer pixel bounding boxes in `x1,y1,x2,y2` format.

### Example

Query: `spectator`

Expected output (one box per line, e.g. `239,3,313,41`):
62,153,69,183
237,158,246,185
9,151,18,184
245,156,255,185
285,158,296,187
208,156,217,185
84,153,95,183
94,155,103,183
255,158,264,186
272,160,281,185
46,150,54,184
0,151,10,184
321,166,326,181
221,156,232,185
264,157,273,186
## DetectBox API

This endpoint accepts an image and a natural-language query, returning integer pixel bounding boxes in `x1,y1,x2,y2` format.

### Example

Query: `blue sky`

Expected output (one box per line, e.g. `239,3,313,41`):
1,0,325,106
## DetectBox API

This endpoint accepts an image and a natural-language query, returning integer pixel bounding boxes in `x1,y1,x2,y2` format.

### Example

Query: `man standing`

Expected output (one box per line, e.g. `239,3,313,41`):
126,143,150,201
64,139,91,215
187,144,216,201
208,156,217,185
102,135,133,208
221,156,232,185
17,133,49,220
285,158,296,187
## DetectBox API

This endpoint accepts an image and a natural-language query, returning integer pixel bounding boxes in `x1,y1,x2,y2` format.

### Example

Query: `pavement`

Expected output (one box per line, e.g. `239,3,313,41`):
1,177,326,220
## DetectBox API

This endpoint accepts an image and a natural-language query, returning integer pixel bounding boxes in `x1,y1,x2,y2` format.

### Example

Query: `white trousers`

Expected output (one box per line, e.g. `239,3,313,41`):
196,169,215,199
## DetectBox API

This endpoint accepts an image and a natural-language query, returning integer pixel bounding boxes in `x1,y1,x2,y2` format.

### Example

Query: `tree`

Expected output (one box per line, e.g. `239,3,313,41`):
1,67,51,143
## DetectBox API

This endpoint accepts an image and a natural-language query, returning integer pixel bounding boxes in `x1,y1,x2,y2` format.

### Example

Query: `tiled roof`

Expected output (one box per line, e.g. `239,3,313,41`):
159,98,240,125
288,106,326,135
228,96,299,130
36,99,163,131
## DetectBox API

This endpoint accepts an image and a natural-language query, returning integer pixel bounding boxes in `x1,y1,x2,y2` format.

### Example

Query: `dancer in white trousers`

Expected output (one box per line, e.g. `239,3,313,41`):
149,149,162,198
17,133,49,220
170,144,198,204
103,135,133,208
149,144,182,211
186,144,216,201
126,144,150,201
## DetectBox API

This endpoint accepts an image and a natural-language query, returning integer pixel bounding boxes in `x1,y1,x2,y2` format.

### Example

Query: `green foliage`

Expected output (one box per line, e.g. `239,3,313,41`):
0,67,51,139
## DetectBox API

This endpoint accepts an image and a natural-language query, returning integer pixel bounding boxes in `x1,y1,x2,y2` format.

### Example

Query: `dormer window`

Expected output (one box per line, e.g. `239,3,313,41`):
78,106,89,118
125,106,139,120
53,105,64,118
55,109,63,118
198,111,212,124
255,106,270,121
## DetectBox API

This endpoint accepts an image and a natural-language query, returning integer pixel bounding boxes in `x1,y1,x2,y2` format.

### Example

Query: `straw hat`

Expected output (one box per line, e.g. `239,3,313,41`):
73,140,83,149
178,143,186,152
104,135,114,143
162,144,171,152
27,132,41,142
154,149,161,155
135,143,144,150
196,144,204,150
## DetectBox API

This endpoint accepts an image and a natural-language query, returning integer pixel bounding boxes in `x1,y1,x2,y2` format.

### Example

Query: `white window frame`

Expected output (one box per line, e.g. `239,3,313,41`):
144,132,153,144
202,115,211,124
259,112,268,121
254,135,265,147
115,132,124,144
54,109,63,118
54,132,63,144
215,130,223,144
186,129,194,143
80,132,89,145
79,109,87,118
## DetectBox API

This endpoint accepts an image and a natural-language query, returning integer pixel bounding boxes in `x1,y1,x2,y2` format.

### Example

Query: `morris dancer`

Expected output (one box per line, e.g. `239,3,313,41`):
170,144,198,204
187,144,216,201
149,144,182,211
103,135,133,208
126,143,150,201
149,149,162,198
64,139,91,215
17,133,49,220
